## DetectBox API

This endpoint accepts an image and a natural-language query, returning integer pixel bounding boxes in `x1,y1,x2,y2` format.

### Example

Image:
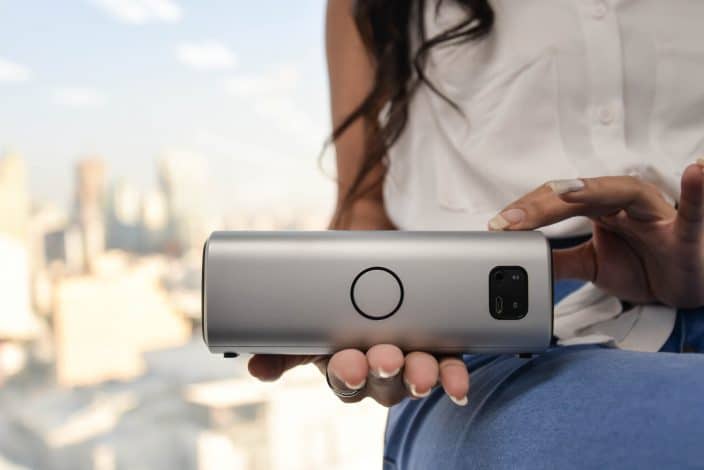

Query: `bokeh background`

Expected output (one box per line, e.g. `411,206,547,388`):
0,1,387,469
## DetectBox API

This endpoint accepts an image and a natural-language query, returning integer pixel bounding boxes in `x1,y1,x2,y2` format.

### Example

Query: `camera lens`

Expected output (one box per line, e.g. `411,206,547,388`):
494,271,504,282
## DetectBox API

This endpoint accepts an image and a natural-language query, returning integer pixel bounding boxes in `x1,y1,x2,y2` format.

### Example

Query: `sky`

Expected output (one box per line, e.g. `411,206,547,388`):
0,0,335,216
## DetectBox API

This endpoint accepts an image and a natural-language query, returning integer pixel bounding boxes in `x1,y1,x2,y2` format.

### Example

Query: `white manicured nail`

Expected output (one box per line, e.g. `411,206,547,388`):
374,367,400,379
405,380,431,398
547,179,585,195
488,214,510,231
450,395,468,406
488,208,525,231
344,379,366,390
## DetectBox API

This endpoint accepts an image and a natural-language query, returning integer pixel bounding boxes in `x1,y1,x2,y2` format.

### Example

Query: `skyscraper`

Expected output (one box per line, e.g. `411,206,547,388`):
141,188,168,252
0,152,38,342
0,152,30,243
74,157,106,271
0,235,39,341
157,152,210,254
75,158,106,219
106,179,142,252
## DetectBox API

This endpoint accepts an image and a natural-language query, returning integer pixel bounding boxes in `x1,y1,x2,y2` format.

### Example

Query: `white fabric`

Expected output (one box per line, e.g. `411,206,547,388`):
553,284,676,352
382,0,702,351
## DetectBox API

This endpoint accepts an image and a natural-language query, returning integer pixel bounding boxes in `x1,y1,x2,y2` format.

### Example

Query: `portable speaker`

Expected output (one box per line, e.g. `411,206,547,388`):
202,231,553,356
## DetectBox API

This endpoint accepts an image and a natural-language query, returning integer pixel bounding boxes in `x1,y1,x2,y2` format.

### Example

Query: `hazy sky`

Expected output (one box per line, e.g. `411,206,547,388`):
0,0,335,216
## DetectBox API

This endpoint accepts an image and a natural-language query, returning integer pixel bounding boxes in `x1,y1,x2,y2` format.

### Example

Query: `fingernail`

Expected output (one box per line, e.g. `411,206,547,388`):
547,179,585,195
450,395,468,406
488,214,509,231
697,158,704,172
373,367,400,379
488,208,525,231
344,378,366,390
405,379,431,398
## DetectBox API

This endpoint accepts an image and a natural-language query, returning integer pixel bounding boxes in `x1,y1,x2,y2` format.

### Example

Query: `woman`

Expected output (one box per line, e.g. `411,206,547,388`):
250,0,704,467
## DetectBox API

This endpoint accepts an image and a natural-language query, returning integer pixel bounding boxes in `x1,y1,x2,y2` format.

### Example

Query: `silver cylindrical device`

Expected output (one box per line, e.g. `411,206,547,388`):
202,231,553,356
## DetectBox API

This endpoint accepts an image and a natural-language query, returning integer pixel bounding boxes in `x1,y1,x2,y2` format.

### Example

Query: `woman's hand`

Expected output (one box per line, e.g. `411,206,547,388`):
248,347,469,407
488,160,704,308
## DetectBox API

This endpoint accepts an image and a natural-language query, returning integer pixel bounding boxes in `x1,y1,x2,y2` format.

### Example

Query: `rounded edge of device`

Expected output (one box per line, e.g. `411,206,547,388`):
201,234,211,348
545,233,555,343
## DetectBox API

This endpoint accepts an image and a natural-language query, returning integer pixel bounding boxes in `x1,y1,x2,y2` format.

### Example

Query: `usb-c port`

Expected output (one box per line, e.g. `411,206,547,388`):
495,296,504,315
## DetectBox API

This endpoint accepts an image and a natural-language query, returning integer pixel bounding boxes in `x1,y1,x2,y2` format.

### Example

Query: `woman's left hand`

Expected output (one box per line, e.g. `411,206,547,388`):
488,160,704,308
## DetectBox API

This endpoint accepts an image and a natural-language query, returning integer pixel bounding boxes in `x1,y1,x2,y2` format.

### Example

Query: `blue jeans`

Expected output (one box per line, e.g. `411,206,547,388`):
383,281,704,469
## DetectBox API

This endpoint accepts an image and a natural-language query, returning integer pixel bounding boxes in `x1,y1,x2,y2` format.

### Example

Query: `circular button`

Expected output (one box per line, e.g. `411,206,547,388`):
626,164,647,179
350,267,404,320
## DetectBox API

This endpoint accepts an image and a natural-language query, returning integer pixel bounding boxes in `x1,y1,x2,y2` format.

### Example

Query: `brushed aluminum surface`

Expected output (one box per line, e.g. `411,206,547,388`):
203,231,553,355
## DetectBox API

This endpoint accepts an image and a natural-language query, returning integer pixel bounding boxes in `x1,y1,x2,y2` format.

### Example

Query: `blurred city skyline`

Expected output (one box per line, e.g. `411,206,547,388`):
0,0,335,217
0,4,390,468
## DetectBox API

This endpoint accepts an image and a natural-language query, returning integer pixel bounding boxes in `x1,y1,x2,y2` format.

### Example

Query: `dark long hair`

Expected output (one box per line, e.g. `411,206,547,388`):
330,0,494,227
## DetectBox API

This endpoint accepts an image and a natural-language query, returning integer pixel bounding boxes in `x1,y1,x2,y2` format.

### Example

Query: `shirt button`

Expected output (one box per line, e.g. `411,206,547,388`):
598,106,615,125
627,167,642,178
592,1,608,19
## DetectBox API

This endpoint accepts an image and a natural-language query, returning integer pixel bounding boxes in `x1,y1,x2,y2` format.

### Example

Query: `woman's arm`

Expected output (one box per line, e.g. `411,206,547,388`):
326,0,394,230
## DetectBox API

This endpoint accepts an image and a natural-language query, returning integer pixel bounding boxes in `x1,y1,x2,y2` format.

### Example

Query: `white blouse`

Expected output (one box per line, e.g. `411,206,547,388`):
382,0,704,351
384,0,704,236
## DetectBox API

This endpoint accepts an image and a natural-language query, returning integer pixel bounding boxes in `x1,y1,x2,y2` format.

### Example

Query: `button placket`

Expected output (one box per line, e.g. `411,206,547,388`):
578,0,627,170
598,105,616,126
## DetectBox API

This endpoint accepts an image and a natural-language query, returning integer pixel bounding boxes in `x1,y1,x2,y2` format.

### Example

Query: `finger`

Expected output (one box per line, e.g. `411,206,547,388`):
313,355,329,376
551,241,597,282
365,344,406,407
557,177,674,221
675,160,704,242
327,349,369,403
438,356,469,406
248,354,320,382
488,176,673,231
403,352,439,400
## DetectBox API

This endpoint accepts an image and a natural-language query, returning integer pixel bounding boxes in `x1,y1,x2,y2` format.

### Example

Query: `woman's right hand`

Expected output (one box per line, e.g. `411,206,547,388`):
248,347,470,407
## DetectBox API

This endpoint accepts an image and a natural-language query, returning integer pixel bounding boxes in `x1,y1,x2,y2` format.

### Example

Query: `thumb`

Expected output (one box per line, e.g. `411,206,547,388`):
248,354,321,381
552,241,596,282
674,160,704,242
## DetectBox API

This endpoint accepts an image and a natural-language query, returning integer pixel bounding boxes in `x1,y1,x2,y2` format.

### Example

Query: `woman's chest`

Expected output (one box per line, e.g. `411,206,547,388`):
421,0,704,179
428,0,704,85
386,0,704,224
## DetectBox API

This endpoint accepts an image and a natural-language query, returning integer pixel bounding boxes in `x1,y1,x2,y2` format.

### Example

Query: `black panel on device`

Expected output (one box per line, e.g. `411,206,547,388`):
489,266,529,320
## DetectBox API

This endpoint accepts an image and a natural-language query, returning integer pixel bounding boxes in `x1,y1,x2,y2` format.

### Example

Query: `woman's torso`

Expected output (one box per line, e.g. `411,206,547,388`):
383,0,704,236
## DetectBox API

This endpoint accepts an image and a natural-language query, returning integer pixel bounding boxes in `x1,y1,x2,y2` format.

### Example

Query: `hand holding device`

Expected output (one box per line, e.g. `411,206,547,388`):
202,230,553,406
